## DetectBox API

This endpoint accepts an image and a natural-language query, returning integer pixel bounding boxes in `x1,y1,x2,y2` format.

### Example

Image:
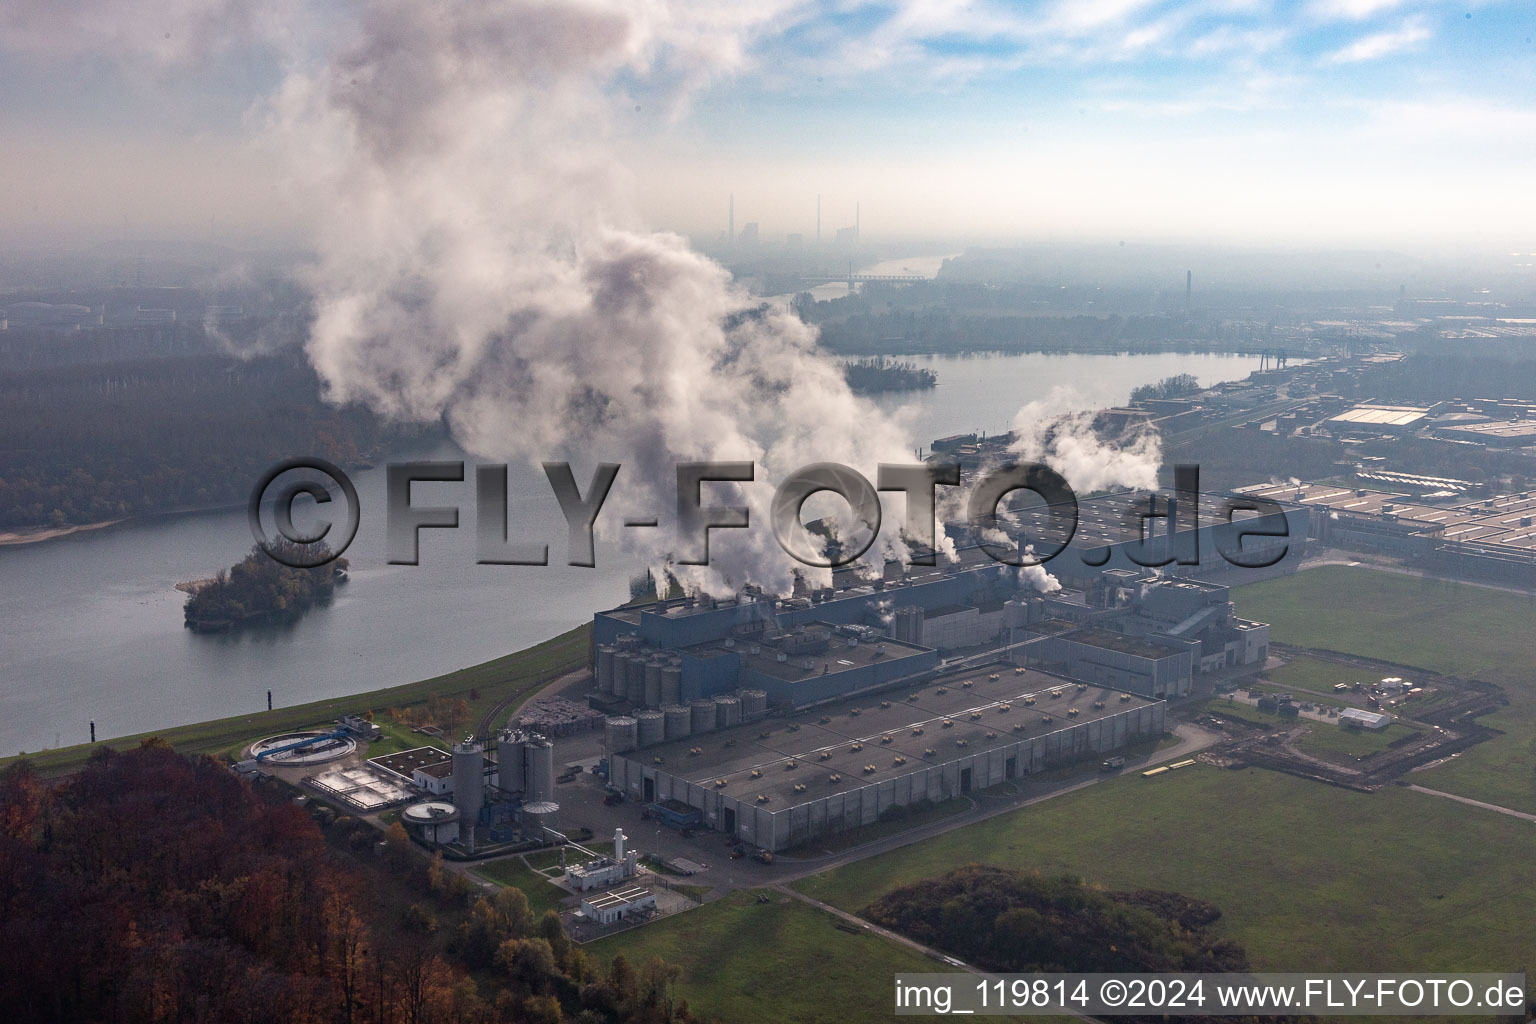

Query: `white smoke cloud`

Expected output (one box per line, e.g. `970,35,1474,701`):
261,0,916,596
1007,386,1161,493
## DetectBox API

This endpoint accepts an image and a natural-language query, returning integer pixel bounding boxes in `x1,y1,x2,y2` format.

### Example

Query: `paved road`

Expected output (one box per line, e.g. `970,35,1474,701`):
1405,784,1536,823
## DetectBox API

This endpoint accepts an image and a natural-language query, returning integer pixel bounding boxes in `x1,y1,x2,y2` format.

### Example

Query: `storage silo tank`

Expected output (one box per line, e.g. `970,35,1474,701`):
643,658,663,708
522,800,559,838
596,645,616,693
661,663,683,707
527,737,556,804
605,716,638,755
662,704,692,741
612,651,633,698
625,655,646,704
497,730,527,796
738,688,768,720
635,709,666,747
451,740,484,852
714,695,742,729
690,699,717,733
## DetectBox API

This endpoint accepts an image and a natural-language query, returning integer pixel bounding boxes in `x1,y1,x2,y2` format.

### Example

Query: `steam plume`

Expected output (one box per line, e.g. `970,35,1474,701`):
259,0,1163,594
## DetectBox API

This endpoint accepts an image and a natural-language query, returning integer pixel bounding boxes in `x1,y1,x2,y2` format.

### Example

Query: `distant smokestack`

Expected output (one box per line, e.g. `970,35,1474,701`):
1185,269,1191,304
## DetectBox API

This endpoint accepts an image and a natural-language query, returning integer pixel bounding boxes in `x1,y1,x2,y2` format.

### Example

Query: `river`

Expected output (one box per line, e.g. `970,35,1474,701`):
0,349,1271,755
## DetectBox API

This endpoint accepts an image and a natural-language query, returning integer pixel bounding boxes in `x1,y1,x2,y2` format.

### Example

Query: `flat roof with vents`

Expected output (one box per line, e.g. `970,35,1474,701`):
583,886,653,910
1326,405,1431,428
368,745,450,781
633,663,1156,805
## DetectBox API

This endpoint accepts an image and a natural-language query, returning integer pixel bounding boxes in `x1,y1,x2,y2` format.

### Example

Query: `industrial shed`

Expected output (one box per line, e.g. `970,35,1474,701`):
608,663,1165,851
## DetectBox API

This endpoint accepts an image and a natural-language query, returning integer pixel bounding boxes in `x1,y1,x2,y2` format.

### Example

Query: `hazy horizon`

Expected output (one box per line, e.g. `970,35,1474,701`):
1,0,1533,254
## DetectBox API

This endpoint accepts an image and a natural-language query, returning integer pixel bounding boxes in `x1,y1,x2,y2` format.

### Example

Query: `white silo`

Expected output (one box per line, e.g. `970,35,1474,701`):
497,728,527,797
527,735,556,804
452,739,484,852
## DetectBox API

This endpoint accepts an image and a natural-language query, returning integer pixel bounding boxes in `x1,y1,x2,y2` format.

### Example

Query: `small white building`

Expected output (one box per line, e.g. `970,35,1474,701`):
580,885,655,926
567,828,641,892
1340,708,1391,731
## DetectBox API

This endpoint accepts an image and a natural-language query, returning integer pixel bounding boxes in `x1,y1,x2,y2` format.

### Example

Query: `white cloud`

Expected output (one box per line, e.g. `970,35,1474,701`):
1307,0,1413,21
1324,16,1430,62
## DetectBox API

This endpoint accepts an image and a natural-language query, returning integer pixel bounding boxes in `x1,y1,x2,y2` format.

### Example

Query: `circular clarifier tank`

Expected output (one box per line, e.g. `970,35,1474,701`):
248,730,357,765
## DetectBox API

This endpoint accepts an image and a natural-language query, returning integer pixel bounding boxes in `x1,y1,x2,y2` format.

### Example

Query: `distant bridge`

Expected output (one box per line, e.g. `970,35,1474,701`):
795,273,932,289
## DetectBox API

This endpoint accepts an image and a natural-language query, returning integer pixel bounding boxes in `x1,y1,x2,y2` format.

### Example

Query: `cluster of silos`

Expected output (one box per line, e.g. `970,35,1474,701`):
603,688,772,751
594,638,682,710
451,739,485,853
497,728,527,796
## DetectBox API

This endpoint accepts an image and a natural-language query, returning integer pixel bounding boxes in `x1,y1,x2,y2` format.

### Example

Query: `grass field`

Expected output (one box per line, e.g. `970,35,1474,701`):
781,797,969,857
1293,722,1422,762
3,623,590,777
470,858,571,916
1235,566,1536,813
586,890,948,1023
792,766,1536,972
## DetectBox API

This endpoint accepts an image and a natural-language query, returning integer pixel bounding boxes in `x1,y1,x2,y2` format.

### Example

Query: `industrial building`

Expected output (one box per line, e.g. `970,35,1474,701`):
388,729,562,853
579,886,656,927
566,828,640,891
608,663,1165,851
1340,708,1391,731
1239,481,1536,587
1433,419,1536,448
591,487,1300,715
1322,403,1437,437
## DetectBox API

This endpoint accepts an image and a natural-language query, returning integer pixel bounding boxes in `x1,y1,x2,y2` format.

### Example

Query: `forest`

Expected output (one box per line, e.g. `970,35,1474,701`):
864,865,1250,974
0,347,425,531
0,742,706,1024
184,544,349,632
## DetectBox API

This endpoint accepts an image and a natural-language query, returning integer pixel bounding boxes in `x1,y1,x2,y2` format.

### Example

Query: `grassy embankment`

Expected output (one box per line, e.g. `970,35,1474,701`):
4,623,591,777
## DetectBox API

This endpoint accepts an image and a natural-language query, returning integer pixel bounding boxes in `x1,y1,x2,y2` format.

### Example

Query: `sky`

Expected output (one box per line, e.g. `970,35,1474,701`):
0,0,1533,253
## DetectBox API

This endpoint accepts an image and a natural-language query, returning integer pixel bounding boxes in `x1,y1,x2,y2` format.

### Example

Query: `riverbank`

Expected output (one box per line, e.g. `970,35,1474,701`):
0,519,121,546
1,622,591,778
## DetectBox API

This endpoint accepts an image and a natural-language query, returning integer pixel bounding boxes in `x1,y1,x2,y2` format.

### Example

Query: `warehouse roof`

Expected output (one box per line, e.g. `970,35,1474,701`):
369,746,450,780
627,664,1156,805
689,631,933,682
1055,627,1184,660
1326,405,1431,428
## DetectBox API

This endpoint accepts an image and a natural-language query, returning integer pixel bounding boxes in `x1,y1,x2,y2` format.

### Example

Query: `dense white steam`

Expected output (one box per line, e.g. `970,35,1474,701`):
1008,388,1162,494
257,0,1164,594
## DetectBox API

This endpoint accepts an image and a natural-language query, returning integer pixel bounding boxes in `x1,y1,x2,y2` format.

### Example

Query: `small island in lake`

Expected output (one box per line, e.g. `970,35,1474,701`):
843,356,938,394
183,543,348,633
